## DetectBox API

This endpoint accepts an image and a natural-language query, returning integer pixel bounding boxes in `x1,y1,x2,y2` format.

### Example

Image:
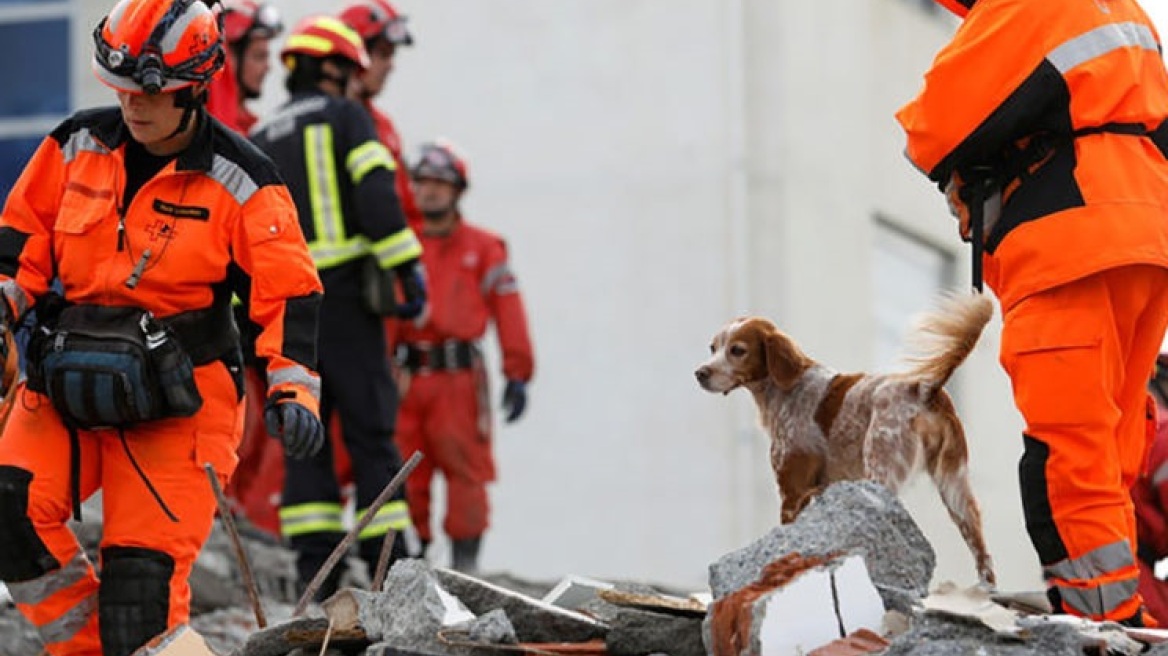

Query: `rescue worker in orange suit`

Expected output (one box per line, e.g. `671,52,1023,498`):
250,16,427,599
204,0,288,540
0,0,325,653
338,0,421,225
897,0,1168,625
206,0,282,136
391,140,535,573
1133,355,1168,624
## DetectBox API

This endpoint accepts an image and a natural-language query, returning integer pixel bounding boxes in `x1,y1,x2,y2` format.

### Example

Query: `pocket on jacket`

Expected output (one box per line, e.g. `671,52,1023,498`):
57,183,114,234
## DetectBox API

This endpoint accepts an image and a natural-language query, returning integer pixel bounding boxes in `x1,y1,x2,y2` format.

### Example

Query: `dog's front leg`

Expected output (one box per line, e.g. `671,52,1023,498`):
776,451,825,524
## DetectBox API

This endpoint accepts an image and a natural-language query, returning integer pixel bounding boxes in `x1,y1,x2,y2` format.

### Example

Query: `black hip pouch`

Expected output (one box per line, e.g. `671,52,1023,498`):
27,304,202,429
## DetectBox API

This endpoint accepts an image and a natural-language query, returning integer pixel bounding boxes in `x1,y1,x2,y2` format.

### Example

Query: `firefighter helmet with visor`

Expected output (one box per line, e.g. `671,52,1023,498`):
338,0,413,47
281,16,370,72
221,0,283,45
411,140,470,190
93,0,225,95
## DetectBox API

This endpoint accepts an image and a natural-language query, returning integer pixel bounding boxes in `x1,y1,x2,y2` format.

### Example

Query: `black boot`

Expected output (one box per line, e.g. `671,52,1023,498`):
451,536,481,574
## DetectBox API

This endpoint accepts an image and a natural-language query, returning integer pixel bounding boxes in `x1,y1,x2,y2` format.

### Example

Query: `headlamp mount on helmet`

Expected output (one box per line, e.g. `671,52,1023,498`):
94,0,225,95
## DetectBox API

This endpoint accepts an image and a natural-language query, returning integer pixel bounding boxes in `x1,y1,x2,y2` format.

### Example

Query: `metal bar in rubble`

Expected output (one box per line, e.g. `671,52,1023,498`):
204,463,269,629
293,450,424,617
370,528,398,592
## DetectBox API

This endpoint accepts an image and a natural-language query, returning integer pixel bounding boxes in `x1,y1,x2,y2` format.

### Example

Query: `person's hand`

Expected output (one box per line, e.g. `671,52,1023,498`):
943,173,972,243
264,390,324,459
501,379,528,423
394,260,428,320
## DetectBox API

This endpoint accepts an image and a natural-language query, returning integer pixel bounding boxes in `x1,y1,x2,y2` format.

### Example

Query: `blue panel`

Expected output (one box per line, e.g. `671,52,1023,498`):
0,18,70,117
0,136,42,201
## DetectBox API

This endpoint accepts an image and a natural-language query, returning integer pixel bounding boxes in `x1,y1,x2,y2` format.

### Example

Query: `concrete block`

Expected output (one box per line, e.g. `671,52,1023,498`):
709,481,934,613
434,566,609,643
605,607,704,656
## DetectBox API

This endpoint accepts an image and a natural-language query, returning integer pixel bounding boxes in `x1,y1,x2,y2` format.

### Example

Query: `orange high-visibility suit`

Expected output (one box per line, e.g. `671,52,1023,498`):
390,218,533,546
0,107,322,654
898,0,1168,622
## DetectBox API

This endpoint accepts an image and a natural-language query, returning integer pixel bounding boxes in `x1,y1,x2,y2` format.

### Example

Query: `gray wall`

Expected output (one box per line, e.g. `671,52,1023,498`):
70,0,1041,592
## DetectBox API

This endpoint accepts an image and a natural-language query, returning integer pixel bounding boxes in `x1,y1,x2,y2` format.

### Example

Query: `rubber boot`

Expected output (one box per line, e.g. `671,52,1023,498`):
451,537,481,574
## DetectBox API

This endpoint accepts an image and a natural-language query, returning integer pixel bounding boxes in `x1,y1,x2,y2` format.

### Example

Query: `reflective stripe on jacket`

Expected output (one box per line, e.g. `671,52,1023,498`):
897,0,1168,310
250,92,421,295
0,107,323,407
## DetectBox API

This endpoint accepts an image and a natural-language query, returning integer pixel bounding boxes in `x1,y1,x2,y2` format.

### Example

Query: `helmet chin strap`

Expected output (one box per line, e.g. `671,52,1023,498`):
163,86,204,140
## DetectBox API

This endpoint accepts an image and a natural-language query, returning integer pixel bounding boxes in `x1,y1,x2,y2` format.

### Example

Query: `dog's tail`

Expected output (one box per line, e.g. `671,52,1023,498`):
901,292,994,397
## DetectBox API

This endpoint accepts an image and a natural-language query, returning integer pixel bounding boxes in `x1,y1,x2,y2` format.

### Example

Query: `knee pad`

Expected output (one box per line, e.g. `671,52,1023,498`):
0,466,60,582
98,547,174,656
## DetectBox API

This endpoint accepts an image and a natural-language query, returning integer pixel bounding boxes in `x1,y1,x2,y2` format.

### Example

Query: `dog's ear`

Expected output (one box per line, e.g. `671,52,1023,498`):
765,331,811,390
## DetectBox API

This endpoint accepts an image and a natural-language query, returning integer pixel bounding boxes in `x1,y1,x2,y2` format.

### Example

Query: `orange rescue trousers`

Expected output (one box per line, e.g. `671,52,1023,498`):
0,362,243,656
1001,264,1168,623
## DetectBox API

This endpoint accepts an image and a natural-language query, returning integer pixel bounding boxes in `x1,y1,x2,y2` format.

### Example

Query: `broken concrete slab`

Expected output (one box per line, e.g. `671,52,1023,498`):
454,608,519,645
922,581,1020,636
605,607,704,656
434,566,609,643
709,480,935,613
234,617,369,656
884,613,1081,656
706,552,886,656
543,574,615,612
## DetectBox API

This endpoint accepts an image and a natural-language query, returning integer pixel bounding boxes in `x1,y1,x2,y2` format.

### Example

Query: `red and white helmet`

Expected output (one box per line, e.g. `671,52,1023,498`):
92,0,225,95
281,15,370,72
337,0,413,46
221,0,282,45
411,139,470,189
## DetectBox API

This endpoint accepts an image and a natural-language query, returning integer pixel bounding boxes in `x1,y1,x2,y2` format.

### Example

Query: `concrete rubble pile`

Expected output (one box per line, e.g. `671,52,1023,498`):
6,481,1168,655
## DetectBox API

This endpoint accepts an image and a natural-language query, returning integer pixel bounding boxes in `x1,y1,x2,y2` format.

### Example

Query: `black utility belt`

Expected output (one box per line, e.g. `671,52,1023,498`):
395,341,478,372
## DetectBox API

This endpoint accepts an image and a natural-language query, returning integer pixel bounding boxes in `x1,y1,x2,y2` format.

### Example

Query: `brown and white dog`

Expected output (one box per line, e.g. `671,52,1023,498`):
695,293,996,588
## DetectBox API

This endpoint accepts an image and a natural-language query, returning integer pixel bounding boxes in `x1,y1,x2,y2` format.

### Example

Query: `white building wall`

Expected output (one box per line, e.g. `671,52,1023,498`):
68,0,1039,592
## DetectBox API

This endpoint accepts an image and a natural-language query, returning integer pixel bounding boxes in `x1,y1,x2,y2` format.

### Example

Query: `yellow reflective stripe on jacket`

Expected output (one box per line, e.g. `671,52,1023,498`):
303,125,385,270
371,228,422,269
279,502,344,537
357,500,411,540
347,140,396,185
310,236,371,269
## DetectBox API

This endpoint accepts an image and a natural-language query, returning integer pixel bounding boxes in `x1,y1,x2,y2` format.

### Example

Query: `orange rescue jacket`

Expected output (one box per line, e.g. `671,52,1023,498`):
0,107,323,410
897,0,1168,310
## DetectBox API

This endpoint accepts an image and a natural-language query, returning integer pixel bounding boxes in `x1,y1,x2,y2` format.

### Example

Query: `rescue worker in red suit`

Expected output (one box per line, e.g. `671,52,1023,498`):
1134,355,1168,623
337,0,421,224
250,16,426,600
392,140,535,573
0,0,325,653
897,0,1168,624
206,0,282,136
204,0,288,540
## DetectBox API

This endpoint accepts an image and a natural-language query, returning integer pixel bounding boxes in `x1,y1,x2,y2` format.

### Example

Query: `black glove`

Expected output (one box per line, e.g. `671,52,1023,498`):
501,379,528,423
394,260,428,320
264,390,324,459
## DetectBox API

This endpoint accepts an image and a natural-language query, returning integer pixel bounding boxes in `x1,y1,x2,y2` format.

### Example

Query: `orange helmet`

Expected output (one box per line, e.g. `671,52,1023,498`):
934,0,975,17
338,0,413,46
281,15,370,72
221,0,283,45
411,140,470,189
93,0,225,95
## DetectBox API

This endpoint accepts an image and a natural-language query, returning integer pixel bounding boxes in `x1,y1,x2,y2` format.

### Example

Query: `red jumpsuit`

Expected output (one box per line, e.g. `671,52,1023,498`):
390,218,533,543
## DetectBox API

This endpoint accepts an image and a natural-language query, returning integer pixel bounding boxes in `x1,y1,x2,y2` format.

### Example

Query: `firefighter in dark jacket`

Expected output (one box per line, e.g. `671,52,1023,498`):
250,14,426,599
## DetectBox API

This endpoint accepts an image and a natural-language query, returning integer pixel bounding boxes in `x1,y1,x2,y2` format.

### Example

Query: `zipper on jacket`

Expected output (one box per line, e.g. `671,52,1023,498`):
116,208,126,252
